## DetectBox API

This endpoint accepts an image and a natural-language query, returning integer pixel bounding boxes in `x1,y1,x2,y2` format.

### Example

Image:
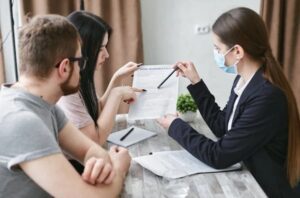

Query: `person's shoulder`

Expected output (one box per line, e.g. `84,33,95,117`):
6,110,42,124
257,80,288,108
262,80,286,97
57,92,83,106
0,110,47,137
60,92,81,101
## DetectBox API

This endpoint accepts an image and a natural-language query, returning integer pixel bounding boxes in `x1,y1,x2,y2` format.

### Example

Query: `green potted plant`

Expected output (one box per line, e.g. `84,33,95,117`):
176,93,197,122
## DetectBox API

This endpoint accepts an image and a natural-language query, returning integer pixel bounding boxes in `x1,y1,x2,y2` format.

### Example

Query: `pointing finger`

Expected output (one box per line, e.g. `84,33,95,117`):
132,87,146,92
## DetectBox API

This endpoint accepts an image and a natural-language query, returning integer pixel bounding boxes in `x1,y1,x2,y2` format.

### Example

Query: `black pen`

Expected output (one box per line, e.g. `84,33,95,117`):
120,127,134,141
157,66,179,89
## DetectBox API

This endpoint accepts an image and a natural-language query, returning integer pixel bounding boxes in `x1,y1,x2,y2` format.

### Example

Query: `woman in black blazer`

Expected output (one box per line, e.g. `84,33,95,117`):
158,7,300,197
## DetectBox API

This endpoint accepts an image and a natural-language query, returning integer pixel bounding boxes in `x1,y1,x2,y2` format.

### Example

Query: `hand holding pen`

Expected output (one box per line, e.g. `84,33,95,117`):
175,61,201,85
113,62,143,80
115,63,146,104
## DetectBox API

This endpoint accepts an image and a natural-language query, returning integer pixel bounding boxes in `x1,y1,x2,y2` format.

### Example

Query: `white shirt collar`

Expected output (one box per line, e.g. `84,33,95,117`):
233,74,254,96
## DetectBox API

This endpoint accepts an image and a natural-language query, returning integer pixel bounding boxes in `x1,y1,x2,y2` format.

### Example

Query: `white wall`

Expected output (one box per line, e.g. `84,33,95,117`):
141,0,260,108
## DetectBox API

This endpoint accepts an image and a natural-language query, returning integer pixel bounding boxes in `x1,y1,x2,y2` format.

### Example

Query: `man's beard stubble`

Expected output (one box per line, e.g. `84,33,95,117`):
60,64,80,96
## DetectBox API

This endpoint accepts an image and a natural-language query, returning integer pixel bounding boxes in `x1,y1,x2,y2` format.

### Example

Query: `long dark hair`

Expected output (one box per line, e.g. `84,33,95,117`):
212,7,300,187
67,11,112,127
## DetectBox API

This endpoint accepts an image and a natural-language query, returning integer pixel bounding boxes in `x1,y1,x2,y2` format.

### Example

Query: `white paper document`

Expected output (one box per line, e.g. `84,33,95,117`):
128,65,179,120
107,126,157,147
133,150,242,179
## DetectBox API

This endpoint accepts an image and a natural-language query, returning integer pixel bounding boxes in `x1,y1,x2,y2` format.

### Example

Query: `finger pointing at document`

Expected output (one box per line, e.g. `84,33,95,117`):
119,86,146,104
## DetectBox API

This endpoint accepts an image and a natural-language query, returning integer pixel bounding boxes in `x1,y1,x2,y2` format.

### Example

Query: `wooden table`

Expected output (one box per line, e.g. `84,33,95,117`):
110,115,267,198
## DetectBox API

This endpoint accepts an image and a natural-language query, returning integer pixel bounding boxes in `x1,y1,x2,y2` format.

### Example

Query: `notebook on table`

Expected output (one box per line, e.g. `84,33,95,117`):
107,126,157,147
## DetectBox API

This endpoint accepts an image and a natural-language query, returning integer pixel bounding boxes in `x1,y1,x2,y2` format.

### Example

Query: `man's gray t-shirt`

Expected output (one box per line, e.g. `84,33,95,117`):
0,84,68,197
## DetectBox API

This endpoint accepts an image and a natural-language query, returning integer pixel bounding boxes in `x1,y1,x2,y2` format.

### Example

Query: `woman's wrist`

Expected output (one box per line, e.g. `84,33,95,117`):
191,77,201,85
111,73,120,84
110,87,123,100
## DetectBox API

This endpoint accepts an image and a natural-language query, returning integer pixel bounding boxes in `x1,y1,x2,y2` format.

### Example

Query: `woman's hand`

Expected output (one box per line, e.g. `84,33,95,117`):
157,114,179,129
100,62,142,107
111,86,145,104
175,61,201,85
113,62,141,81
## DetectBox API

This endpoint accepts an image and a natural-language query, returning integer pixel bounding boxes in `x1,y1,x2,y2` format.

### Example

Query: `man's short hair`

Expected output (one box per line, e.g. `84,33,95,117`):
18,14,80,78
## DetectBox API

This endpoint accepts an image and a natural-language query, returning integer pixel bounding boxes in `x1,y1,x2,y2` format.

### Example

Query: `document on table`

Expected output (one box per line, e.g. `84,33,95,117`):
133,150,242,179
107,126,157,147
128,65,179,120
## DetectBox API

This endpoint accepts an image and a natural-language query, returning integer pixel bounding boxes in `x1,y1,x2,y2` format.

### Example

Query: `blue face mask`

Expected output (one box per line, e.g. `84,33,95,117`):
213,46,238,74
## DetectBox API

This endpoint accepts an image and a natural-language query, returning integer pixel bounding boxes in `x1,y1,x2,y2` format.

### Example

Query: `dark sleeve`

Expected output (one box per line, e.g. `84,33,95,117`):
168,86,287,169
187,80,229,137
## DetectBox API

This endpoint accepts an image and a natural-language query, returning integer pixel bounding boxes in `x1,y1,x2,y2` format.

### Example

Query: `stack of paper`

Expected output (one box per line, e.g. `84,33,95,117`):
133,150,242,179
107,126,156,147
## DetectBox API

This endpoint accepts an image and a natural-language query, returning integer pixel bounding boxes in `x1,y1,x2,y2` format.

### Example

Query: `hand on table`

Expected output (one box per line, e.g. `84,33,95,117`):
109,146,131,178
81,156,115,185
157,113,179,129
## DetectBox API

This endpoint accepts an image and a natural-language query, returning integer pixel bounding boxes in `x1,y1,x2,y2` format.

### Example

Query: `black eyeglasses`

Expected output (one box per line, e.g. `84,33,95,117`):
55,57,88,71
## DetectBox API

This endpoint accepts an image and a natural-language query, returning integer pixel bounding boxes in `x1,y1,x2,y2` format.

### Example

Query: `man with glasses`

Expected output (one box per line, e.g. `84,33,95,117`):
55,57,88,70
0,15,131,197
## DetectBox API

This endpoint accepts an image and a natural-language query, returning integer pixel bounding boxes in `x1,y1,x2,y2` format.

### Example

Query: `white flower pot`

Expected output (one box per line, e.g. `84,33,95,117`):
179,111,197,122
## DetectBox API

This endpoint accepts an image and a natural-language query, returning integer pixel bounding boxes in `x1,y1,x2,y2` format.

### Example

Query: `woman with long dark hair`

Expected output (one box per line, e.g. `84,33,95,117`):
57,11,143,173
158,7,300,197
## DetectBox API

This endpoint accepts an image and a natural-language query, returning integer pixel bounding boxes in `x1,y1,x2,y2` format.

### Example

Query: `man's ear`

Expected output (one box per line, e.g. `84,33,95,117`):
234,44,244,60
57,58,70,79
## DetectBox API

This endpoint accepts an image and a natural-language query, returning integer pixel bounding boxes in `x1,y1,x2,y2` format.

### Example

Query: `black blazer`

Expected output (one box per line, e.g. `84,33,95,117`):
169,68,300,197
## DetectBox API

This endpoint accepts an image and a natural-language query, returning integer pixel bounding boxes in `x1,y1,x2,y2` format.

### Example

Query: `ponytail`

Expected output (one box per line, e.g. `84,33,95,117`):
212,7,300,187
263,48,300,187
